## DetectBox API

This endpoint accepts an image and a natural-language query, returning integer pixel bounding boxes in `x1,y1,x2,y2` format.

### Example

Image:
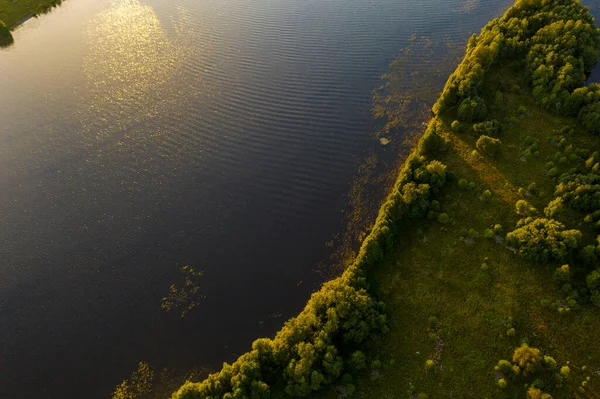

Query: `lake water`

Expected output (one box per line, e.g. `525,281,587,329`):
3,0,595,397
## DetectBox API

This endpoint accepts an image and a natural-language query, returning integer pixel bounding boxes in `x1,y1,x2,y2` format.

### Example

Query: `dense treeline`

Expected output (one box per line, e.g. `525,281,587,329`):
171,0,600,397
433,0,600,133
172,124,449,399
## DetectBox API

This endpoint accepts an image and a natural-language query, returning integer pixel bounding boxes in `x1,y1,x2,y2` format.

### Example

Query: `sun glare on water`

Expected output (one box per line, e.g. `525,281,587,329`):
80,0,182,140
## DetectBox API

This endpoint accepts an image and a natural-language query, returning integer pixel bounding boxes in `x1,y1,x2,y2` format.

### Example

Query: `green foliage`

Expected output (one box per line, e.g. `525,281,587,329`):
512,344,542,376
554,265,571,284
476,135,501,157
544,197,563,218
506,217,582,263
554,172,600,212
458,96,488,122
418,123,446,156
482,189,492,202
349,351,367,371
515,200,536,215
473,119,502,136
0,20,13,47
497,378,507,389
578,102,600,135
458,178,469,190
451,120,462,132
437,213,450,224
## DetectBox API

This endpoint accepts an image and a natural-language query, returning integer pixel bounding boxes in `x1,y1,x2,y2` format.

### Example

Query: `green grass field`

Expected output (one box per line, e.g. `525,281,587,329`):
0,0,62,28
315,64,600,399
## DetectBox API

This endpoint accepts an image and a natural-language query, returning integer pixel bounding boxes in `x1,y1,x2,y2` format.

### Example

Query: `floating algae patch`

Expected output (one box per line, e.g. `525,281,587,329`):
112,361,209,399
321,36,465,276
160,265,205,318
373,35,464,135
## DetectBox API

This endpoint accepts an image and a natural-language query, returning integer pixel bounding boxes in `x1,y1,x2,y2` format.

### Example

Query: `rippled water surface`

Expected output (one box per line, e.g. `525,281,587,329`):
3,0,583,397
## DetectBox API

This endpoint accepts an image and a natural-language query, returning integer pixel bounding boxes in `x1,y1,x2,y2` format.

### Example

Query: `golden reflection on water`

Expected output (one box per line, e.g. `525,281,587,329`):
80,0,182,140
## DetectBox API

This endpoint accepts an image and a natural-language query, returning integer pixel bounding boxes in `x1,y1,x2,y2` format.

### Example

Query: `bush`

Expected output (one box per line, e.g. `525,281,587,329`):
544,197,563,218
495,359,512,374
451,120,462,132
482,189,492,202
458,96,488,122
349,351,367,371
476,135,501,157
542,356,557,371
506,217,582,263
438,213,450,224
512,344,542,376
516,200,536,215
554,265,570,283
458,179,469,190
473,119,502,136
497,378,508,389
493,224,503,235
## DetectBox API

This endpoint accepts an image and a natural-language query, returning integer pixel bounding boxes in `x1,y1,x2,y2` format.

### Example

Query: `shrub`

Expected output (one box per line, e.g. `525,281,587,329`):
516,200,536,215
458,96,487,122
458,179,469,190
554,265,570,283
544,197,563,218
484,229,494,239
438,213,450,224
425,359,435,371
474,119,502,136
506,218,582,263
493,224,503,235
349,351,367,371
495,91,503,106
506,328,516,337
468,181,476,190
527,182,538,195
451,120,462,132
543,356,557,371
482,189,492,202
495,359,512,374
560,366,571,378
476,135,502,157
497,378,508,389
512,344,542,376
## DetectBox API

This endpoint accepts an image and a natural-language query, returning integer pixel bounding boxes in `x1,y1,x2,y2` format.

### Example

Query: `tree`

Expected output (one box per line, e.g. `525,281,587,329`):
512,344,542,376
506,218,582,263
476,135,501,157
578,102,600,135
458,96,487,122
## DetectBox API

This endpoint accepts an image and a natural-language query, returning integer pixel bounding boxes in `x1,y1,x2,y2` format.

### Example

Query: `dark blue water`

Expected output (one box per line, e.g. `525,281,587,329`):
0,0,519,397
